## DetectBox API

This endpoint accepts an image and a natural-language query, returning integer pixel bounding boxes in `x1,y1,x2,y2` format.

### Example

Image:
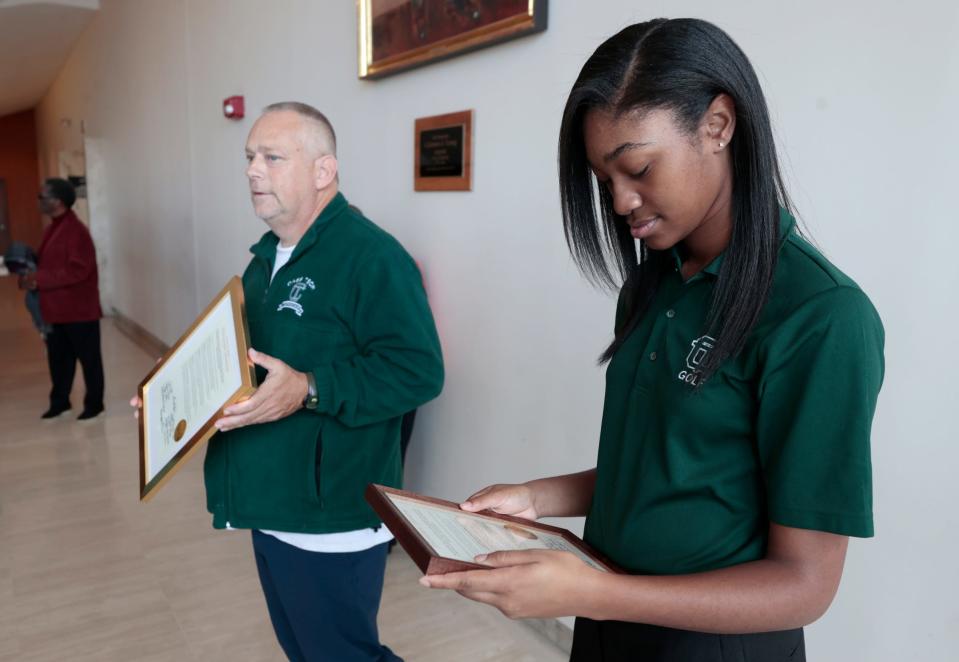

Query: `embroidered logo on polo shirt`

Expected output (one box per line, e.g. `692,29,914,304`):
677,335,716,386
277,276,315,317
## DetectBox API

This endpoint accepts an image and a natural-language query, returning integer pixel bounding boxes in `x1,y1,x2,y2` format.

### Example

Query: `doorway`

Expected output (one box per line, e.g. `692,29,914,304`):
0,179,12,256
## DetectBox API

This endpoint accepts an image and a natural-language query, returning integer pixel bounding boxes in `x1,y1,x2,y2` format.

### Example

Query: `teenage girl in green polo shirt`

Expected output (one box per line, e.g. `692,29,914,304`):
422,18,884,661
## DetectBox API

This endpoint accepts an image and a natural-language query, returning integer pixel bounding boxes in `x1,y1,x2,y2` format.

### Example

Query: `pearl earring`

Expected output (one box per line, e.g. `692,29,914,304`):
718,141,725,148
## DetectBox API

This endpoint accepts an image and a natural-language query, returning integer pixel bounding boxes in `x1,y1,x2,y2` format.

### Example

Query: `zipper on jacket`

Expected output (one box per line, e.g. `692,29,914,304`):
224,430,232,527
259,257,272,304
262,237,306,300
314,427,324,508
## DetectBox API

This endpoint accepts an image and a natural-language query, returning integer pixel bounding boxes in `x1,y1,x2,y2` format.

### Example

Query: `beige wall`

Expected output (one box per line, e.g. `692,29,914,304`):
35,2,959,660
36,0,198,342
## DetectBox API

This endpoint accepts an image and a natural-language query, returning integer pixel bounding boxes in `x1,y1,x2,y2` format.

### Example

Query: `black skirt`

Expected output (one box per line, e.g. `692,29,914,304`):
570,618,805,662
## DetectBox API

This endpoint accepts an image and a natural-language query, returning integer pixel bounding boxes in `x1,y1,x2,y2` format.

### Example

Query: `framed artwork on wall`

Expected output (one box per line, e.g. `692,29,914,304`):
358,0,548,79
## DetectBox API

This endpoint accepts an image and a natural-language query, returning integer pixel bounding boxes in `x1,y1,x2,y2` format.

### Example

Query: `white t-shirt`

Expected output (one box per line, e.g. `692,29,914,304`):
256,241,394,553
269,241,296,281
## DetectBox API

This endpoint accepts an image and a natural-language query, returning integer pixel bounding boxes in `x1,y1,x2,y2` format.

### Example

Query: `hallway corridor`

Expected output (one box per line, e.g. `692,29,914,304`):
0,275,565,661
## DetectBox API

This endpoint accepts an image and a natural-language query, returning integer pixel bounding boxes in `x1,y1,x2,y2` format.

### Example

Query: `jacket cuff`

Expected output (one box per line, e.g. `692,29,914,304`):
34,269,51,290
312,367,334,415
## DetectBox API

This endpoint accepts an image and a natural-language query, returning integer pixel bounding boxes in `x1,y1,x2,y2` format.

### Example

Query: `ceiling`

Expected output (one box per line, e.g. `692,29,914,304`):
0,0,99,118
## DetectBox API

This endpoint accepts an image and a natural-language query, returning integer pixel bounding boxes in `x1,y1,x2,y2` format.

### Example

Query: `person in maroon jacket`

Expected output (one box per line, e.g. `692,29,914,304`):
19,178,104,420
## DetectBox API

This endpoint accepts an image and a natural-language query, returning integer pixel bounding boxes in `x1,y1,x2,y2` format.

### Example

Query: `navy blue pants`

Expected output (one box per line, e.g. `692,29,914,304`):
251,531,402,662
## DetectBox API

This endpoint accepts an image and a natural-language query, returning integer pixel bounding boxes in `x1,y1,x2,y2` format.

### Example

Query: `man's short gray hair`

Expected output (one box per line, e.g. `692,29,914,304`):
263,101,337,156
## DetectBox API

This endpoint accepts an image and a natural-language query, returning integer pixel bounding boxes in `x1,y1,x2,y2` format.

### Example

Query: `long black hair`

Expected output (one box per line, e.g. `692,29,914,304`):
558,18,793,382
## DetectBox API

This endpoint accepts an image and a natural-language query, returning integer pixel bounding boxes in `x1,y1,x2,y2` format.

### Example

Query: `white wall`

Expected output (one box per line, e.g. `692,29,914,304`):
36,1,958,660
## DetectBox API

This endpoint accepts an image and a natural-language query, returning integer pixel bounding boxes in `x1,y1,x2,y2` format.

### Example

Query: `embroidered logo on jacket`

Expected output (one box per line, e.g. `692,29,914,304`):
677,335,716,386
277,276,315,317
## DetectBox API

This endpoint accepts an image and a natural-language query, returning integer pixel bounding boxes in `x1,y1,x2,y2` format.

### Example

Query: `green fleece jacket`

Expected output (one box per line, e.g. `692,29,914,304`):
204,193,444,532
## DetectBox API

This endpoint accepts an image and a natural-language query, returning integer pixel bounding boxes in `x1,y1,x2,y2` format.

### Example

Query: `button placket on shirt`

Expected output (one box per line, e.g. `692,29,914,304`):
632,287,680,390
659,271,708,385
650,307,680,362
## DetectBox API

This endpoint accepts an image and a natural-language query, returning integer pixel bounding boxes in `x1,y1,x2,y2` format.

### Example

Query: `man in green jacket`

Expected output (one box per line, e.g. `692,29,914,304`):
210,102,443,661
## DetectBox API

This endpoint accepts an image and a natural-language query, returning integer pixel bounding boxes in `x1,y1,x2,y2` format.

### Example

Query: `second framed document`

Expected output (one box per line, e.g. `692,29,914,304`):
138,277,256,501
366,484,621,575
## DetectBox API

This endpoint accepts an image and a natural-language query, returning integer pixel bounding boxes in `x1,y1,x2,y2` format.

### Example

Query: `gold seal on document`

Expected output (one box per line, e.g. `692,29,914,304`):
174,419,187,442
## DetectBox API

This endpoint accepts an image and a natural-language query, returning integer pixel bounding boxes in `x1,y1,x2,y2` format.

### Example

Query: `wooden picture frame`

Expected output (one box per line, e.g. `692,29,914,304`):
366,484,622,575
415,109,473,191
138,277,256,501
358,0,548,80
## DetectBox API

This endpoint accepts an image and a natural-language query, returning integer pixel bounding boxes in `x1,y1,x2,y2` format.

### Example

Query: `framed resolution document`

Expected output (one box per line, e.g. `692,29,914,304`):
138,277,256,501
365,484,621,575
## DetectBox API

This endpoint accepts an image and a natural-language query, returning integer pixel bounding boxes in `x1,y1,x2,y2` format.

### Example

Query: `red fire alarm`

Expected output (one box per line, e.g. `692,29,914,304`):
223,96,245,120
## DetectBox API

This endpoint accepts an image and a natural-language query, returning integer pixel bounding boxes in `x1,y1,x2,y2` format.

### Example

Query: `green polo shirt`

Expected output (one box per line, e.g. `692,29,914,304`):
584,211,884,575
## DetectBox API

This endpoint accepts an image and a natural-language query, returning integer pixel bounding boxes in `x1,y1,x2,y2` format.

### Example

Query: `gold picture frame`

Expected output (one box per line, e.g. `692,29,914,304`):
358,0,548,80
138,276,256,501
415,109,473,191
